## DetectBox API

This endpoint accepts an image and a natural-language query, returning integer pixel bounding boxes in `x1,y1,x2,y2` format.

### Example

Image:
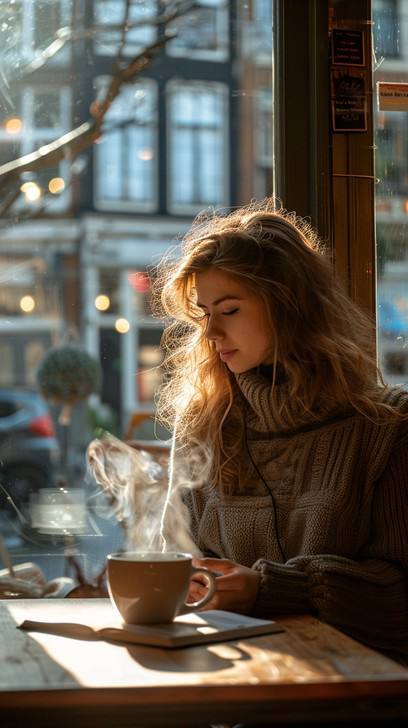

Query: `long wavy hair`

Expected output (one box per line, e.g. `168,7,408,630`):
152,199,402,494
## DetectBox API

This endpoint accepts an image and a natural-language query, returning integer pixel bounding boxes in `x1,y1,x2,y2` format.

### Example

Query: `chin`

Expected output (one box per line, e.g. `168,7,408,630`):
227,361,256,374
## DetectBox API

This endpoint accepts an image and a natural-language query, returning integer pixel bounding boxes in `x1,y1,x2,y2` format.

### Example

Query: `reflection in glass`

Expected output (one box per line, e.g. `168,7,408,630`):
94,0,157,56
0,1,273,583
373,0,408,388
167,0,229,61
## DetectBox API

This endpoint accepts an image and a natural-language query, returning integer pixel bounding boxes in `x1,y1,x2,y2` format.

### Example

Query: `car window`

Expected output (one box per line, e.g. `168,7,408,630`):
0,401,19,418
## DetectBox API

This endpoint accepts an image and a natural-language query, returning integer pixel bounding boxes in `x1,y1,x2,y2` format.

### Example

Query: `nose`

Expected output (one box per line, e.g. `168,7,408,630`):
205,315,224,341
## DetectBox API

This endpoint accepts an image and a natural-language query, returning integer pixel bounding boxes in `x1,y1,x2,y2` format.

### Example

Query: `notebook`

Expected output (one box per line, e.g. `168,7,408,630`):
19,606,283,649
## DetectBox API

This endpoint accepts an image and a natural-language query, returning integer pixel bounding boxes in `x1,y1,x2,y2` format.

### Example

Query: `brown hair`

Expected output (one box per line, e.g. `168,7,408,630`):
152,199,402,493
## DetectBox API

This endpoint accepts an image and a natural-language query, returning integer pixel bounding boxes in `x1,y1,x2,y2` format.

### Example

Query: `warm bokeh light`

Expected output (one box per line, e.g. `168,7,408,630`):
95,294,110,311
128,271,150,293
115,317,130,334
5,117,22,134
48,177,65,194
20,181,42,201
20,295,36,313
137,148,154,161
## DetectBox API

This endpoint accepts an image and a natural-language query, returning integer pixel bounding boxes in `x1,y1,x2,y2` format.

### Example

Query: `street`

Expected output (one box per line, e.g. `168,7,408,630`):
0,484,125,586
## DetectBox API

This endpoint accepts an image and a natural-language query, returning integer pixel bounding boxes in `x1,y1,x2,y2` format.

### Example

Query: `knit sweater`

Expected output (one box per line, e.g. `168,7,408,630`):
179,370,408,662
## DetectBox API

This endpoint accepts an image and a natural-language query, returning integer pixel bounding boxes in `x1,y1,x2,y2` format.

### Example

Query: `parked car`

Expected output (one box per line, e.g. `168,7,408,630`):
377,300,408,338
0,388,59,517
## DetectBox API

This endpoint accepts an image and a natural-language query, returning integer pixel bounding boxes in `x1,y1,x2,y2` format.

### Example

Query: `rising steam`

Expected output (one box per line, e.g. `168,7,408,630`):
86,432,211,555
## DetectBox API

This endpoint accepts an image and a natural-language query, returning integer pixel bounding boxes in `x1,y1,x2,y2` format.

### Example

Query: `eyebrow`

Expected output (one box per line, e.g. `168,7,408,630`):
196,295,243,309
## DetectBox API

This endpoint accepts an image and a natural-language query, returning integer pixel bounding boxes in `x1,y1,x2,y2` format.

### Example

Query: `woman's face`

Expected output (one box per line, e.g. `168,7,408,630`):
195,268,273,374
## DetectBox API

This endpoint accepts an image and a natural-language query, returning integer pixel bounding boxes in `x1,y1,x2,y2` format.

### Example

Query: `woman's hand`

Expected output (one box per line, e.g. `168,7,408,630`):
189,557,260,615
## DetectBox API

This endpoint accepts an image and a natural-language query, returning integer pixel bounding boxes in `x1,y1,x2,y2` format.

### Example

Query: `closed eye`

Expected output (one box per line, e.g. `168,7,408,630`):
222,308,239,316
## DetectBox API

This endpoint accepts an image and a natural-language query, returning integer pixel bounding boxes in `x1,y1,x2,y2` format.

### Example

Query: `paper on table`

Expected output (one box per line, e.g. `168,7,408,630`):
19,608,284,648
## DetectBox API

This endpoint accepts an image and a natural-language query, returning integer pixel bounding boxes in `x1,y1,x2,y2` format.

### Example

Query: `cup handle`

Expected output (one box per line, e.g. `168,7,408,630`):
180,567,217,614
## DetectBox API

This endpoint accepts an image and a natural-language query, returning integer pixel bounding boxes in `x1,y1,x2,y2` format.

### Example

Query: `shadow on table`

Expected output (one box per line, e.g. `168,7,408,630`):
125,639,251,673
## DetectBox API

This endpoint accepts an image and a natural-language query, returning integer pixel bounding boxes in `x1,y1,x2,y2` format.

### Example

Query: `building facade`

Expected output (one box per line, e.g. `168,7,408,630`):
0,0,273,433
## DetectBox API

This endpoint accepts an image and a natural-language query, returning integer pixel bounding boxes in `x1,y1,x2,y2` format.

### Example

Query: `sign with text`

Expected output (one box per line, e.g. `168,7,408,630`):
377,82,408,111
331,29,365,66
331,69,367,132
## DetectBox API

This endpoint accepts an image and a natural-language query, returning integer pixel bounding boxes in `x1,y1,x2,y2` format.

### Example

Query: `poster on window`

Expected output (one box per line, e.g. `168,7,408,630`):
331,68,367,132
331,29,365,66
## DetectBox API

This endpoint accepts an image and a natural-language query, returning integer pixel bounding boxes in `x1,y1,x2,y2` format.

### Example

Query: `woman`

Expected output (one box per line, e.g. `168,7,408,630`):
153,199,408,662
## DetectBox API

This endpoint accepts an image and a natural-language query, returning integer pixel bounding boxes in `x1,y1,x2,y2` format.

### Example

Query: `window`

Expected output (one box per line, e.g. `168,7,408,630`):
0,344,14,387
373,0,408,388
0,256,56,319
167,0,229,61
374,0,400,59
0,0,71,70
137,328,163,403
94,0,157,56
128,271,152,318
167,81,229,213
25,341,47,386
375,114,408,195
0,87,71,212
0,0,273,584
241,0,273,60
94,79,158,211
254,88,273,197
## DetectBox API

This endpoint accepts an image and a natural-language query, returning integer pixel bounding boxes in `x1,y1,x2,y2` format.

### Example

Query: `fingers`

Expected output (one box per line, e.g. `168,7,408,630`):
189,559,260,614
192,557,234,573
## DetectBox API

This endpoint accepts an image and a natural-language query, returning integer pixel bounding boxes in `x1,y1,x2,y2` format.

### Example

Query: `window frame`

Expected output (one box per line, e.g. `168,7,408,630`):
93,0,158,58
166,79,230,215
165,0,230,62
93,76,159,213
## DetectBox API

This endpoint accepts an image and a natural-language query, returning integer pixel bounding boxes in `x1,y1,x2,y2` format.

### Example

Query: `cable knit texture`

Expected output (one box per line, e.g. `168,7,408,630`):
177,370,408,662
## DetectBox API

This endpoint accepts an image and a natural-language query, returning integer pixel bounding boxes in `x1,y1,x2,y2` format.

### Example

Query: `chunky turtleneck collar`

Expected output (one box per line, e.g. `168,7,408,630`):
235,368,350,435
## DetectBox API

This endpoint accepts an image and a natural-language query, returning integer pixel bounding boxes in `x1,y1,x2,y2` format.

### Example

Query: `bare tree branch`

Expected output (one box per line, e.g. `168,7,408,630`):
117,0,132,64
0,0,198,205
0,33,171,196
9,1,197,78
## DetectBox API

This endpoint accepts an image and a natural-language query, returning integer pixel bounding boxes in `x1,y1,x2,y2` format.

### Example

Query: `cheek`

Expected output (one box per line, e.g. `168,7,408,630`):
251,319,272,349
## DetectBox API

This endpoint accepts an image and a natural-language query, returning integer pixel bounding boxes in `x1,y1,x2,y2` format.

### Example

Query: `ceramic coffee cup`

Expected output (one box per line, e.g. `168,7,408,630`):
107,551,217,625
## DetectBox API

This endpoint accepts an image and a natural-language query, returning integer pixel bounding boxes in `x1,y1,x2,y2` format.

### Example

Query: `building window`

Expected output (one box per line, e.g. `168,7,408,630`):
167,81,229,213
375,113,408,196
241,0,273,59
0,86,71,212
256,88,273,164
137,327,163,403
0,343,14,386
94,0,157,56
374,0,400,59
167,0,229,61
0,0,71,69
94,78,158,211
253,88,273,197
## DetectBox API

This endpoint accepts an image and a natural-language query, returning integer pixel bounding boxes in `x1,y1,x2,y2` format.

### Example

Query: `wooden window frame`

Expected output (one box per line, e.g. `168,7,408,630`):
274,0,375,318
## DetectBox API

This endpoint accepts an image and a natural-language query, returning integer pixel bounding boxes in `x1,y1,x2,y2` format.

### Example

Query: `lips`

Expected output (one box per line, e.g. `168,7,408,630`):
218,349,237,361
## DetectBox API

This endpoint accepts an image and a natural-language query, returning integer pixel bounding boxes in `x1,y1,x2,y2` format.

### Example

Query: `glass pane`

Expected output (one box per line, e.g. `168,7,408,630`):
95,80,157,208
94,0,157,56
0,0,273,589
25,341,47,386
373,0,408,388
167,0,229,61
137,328,163,403
0,344,15,386
33,91,62,129
168,83,227,210
34,0,61,49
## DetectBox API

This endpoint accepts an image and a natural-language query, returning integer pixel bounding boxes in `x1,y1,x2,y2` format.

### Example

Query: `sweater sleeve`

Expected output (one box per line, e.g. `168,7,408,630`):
252,429,408,660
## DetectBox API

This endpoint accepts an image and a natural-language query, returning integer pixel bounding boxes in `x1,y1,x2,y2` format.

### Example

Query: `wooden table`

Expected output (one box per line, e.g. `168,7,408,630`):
1,598,407,727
